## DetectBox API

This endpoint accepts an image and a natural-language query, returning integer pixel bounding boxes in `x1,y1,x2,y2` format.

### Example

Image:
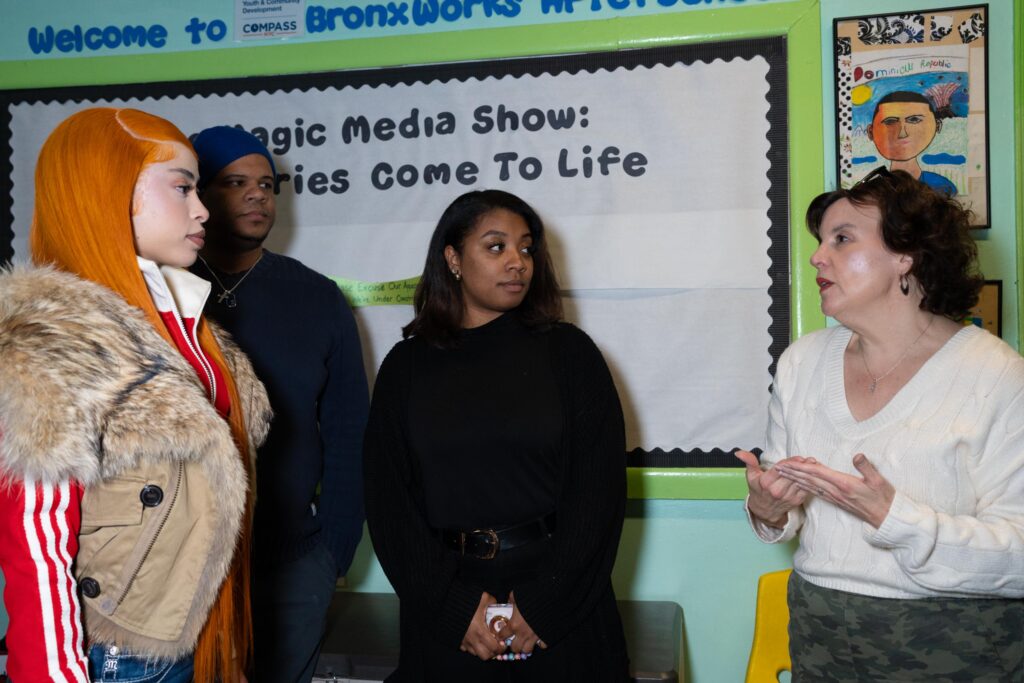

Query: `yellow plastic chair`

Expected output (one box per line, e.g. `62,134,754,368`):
745,569,792,683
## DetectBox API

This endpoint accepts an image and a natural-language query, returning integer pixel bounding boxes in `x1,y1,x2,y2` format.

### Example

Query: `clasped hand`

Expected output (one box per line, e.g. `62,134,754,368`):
774,453,895,529
737,450,895,528
460,591,548,661
736,450,812,528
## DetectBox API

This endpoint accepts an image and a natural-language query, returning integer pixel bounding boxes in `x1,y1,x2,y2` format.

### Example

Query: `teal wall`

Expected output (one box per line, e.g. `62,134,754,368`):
0,2,1020,682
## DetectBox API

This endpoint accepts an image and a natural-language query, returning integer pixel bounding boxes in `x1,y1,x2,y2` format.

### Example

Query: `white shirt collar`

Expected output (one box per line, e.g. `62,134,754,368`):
137,256,212,320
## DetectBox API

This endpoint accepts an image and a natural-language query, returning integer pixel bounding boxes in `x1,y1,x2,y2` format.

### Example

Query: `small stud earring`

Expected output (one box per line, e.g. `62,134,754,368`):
451,269,461,281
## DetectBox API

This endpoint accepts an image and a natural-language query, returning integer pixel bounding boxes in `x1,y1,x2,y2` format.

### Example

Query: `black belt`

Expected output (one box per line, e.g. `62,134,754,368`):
440,513,556,560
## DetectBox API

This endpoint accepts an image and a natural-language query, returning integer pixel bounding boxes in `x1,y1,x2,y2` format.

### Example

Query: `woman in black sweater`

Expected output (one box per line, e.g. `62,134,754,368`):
364,190,629,682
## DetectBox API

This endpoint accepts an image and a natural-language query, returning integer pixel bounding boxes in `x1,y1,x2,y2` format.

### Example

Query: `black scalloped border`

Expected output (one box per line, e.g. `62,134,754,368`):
0,38,789,468
627,446,765,468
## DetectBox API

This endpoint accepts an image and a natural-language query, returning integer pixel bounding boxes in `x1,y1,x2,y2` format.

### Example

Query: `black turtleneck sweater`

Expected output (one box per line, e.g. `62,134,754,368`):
407,312,561,530
364,312,628,676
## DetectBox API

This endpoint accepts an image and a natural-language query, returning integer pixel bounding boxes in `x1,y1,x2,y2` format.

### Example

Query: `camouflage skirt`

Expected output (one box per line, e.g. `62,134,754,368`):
788,571,1024,682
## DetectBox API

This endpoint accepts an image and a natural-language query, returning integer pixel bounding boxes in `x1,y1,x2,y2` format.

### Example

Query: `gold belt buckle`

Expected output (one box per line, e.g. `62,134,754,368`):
469,528,500,559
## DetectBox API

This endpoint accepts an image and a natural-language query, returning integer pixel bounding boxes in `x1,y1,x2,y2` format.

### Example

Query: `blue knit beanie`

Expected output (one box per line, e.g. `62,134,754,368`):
192,125,277,190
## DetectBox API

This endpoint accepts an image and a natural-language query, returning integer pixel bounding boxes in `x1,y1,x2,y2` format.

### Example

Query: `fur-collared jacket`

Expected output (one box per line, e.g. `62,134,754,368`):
0,265,271,659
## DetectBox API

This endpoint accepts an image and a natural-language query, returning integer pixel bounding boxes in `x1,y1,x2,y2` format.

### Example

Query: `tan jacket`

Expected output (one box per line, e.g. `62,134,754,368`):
0,265,271,659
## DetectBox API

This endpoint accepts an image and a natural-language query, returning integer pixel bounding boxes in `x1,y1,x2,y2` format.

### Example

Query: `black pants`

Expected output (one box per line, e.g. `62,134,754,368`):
250,542,338,683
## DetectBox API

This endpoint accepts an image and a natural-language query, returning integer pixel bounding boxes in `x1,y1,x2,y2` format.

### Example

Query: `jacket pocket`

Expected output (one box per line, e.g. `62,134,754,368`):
81,476,146,529
77,466,178,621
111,460,216,641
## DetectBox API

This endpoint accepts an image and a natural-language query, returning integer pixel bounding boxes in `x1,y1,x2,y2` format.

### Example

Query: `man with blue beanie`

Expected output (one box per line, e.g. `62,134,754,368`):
189,125,369,683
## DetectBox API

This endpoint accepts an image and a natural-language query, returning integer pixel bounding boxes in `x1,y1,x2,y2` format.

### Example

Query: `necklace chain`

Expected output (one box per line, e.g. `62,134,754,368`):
198,252,263,308
859,317,934,393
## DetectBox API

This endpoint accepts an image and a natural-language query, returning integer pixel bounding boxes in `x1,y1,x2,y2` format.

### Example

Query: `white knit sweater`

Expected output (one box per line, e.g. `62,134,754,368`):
750,324,1024,599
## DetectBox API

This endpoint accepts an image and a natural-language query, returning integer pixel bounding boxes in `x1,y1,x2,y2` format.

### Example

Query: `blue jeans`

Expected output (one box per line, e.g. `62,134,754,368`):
252,540,338,683
87,645,193,682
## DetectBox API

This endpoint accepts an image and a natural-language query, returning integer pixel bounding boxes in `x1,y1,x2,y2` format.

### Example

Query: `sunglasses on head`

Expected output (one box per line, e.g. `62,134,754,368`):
855,165,894,187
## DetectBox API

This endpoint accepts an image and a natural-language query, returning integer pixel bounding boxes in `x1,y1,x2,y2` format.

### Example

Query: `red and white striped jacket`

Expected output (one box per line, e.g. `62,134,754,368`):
0,478,88,681
0,260,239,680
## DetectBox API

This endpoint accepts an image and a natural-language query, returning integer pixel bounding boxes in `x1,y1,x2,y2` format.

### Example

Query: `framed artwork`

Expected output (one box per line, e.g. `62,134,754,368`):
834,5,989,227
966,280,1002,336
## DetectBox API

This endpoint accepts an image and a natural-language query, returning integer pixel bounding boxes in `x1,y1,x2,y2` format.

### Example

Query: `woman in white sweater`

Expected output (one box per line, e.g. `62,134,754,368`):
738,167,1024,681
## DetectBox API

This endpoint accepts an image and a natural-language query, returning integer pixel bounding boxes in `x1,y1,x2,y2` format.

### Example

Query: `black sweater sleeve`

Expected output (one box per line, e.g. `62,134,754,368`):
510,324,627,646
317,285,370,575
363,342,484,649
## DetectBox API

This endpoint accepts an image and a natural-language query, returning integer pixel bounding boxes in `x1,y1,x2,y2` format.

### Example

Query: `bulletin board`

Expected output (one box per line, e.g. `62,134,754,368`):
0,1,826,498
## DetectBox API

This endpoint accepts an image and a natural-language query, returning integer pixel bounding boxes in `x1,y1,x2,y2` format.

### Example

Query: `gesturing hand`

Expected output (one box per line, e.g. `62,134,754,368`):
460,592,504,660
736,450,811,528
776,453,895,528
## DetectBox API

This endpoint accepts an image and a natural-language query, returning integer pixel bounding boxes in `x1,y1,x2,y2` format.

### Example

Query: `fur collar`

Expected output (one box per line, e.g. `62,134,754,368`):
0,265,271,484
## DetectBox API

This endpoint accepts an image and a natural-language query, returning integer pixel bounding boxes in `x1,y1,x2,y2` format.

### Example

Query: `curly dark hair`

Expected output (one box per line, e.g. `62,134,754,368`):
806,168,983,320
402,189,562,347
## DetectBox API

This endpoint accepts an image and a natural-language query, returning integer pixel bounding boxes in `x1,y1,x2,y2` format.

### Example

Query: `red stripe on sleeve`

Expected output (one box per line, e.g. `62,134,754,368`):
0,478,87,682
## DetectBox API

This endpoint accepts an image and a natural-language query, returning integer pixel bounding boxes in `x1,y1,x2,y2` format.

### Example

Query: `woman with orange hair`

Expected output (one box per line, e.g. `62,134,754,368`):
0,108,270,681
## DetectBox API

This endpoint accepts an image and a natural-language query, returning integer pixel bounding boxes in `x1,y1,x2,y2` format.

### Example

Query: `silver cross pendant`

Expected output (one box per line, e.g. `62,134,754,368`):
217,291,238,308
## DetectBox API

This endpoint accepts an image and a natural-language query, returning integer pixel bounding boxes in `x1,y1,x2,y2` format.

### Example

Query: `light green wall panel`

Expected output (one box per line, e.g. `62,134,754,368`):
1017,0,1024,347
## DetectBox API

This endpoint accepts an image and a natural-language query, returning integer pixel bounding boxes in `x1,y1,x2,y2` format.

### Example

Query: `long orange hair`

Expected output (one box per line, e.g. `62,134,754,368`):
31,108,253,681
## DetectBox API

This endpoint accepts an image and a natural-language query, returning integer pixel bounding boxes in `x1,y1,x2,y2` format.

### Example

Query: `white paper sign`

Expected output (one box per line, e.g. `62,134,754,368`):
8,53,778,454
234,0,305,40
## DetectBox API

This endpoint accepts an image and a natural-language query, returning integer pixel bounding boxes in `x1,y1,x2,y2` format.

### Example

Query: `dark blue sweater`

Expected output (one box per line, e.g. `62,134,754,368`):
192,250,369,574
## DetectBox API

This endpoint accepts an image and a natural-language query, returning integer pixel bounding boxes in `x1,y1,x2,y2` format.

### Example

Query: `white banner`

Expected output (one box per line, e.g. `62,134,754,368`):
8,54,777,454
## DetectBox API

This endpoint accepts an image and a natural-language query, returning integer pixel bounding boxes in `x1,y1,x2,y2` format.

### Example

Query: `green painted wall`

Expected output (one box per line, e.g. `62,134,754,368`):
1017,0,1024,348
